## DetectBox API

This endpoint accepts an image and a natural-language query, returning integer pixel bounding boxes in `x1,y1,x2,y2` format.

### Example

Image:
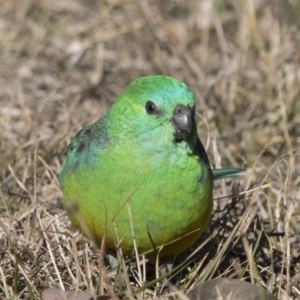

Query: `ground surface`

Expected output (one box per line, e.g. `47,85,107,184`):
0,0,300,299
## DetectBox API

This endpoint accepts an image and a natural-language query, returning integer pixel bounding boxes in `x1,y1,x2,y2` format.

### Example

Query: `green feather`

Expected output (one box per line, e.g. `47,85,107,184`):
212,168,246,181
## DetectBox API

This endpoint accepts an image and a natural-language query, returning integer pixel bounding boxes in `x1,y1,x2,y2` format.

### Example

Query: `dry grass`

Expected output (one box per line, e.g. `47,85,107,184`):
0,0,300,299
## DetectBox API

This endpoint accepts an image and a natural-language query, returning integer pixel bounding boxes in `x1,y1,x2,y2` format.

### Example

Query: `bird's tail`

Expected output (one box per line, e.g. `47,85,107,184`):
212,168,249,181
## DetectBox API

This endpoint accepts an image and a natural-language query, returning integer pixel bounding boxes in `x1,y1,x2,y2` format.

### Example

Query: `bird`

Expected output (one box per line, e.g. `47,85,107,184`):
59,75,243,260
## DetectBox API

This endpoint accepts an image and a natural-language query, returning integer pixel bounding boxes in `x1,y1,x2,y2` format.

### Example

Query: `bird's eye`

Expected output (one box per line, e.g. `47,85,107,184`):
145,101,158,115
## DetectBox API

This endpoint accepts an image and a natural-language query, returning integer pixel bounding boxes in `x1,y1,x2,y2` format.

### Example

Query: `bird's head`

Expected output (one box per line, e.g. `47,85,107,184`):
108,76,198,149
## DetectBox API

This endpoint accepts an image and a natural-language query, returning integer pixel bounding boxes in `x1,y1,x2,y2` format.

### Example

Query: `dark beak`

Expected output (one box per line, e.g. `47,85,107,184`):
172,105,193,140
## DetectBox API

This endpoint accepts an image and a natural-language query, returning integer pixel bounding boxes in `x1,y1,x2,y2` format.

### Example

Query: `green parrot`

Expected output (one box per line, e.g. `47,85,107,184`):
60,76,242,259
